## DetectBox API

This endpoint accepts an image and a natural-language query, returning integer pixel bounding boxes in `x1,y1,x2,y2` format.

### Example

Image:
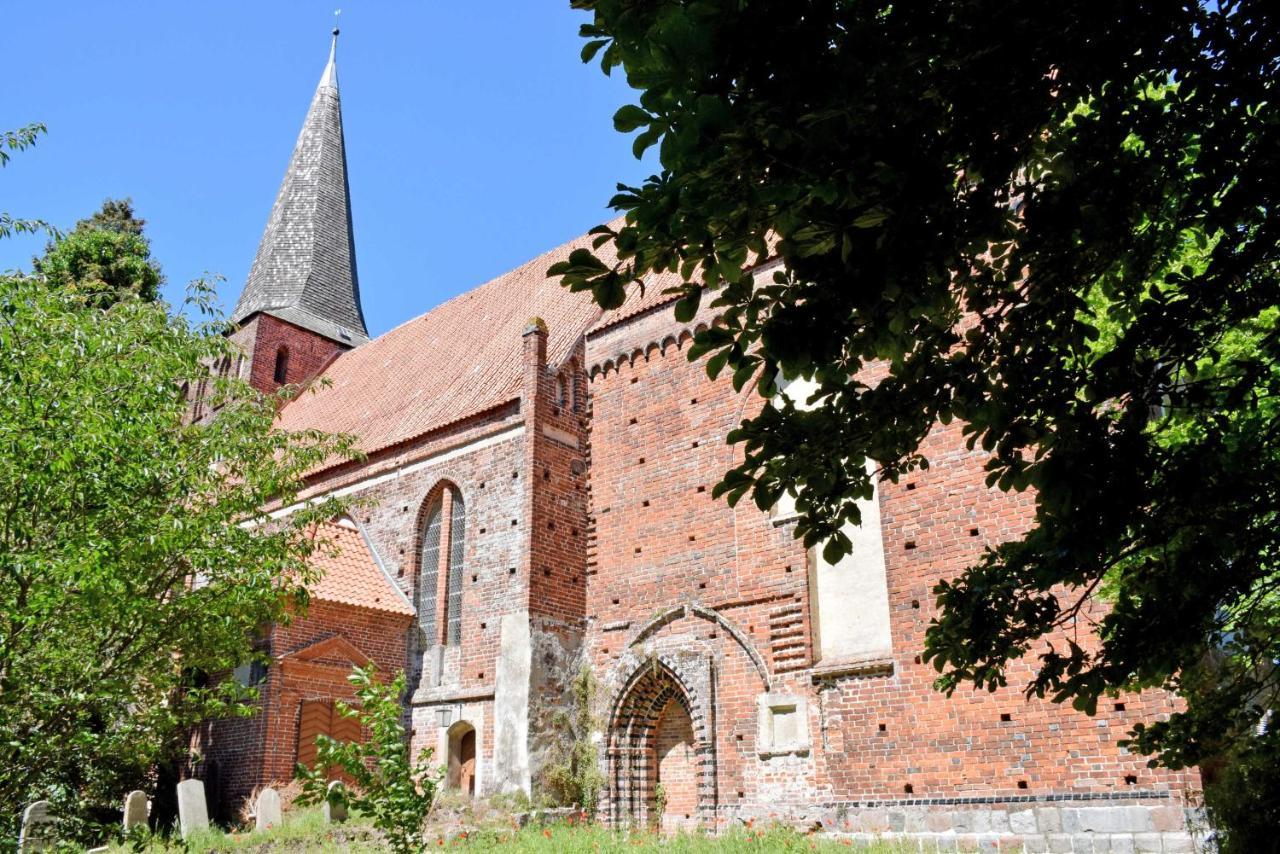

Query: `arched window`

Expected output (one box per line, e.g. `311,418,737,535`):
555,375,568,409
418,483,466,646
273,346,290,384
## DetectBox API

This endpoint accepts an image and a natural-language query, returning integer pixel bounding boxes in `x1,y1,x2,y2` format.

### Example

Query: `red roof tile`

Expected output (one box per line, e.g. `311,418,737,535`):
308,522,414,616
275,229,611,461
273,220,726,466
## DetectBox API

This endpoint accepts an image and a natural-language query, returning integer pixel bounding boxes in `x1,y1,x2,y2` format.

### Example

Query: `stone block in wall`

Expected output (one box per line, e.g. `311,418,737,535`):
1010,808,1038,835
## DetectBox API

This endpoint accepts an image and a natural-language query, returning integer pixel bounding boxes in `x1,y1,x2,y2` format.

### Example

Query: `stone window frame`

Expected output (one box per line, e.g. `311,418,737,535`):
756,692,811,758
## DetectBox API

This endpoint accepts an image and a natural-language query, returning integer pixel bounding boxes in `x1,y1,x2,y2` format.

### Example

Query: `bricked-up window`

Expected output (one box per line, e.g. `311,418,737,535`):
418,482,466,646
273,346,289,384
567,362,581,413
776,374,893,667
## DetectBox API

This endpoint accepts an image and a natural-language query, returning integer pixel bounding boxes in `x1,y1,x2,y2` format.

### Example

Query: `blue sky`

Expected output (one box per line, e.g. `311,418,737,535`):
0,3,654,337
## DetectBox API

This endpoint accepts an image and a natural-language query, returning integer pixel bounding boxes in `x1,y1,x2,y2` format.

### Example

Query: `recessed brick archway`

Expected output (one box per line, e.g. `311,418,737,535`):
602,654,716,827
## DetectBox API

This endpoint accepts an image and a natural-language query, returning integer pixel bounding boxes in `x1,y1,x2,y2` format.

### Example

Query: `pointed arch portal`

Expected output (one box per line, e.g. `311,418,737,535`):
603,654,716,827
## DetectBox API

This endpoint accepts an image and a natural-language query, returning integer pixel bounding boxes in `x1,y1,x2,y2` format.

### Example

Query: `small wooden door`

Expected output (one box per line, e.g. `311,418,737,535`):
459,728,476,795
297,699,361,782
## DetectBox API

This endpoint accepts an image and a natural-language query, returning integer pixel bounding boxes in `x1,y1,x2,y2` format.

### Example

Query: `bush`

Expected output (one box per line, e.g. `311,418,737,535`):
1203,727,1280,854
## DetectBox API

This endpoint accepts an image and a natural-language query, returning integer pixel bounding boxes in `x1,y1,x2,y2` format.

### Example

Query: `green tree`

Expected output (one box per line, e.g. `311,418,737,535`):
34,197,161,305
0,261,357,841
557,2,1279,846
78,197,146,236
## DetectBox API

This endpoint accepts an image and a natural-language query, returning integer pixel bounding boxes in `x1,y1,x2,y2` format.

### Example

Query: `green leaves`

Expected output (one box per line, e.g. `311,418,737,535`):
613,104,652,133
580,38,609,63
566,1,1280,825
673,286,702,322
852,208,889,229
0,269,356,844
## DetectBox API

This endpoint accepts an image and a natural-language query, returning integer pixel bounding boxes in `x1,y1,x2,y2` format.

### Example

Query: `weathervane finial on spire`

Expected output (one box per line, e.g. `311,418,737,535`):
321,10,340,89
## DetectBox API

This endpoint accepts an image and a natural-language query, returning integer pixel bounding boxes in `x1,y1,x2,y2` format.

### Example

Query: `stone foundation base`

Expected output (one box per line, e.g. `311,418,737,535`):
830,829,1200,853
733,800,1211,853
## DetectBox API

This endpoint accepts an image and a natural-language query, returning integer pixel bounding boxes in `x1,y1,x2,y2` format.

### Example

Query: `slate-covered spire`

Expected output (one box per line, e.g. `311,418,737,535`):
232,27,368,345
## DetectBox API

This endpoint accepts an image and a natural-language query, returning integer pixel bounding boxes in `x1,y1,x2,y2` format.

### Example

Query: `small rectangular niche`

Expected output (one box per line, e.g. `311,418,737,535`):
756,693,810,757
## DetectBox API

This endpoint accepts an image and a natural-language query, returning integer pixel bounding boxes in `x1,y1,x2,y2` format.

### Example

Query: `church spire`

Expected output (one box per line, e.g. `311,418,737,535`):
232,26,368,346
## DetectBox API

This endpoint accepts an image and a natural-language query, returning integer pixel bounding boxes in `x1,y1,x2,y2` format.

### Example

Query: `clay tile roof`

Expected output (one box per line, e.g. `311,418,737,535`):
587,270,685,335
308,522,414,616
272,218,756,466
274,228,612,461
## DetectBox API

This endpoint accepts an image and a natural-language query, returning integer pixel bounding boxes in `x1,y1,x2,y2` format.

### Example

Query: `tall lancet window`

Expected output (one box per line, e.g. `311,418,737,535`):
418,498,444,644
446,494,466,645
417,482,466,646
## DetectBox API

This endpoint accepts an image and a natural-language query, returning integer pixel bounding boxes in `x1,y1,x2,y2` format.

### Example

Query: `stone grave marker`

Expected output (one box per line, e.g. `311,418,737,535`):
18,800,54,852
176,779,209,839
17,804,55,854
255,787,282,832
323,780,348,824
122,790,148,833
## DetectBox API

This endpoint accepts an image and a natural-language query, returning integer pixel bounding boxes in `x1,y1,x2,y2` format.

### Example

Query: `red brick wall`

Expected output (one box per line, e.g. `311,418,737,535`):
231,313,347,396
583,302,1198,820
203,600,411,818
524,328,590,624
655,698,698,828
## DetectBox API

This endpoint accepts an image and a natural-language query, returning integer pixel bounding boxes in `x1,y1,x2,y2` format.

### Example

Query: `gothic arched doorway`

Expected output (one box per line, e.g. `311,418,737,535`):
447,721,477,795
654,697,697,830
604,656,714,828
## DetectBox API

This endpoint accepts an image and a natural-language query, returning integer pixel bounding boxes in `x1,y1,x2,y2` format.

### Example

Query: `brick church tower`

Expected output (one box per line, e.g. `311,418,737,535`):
227,27,368,396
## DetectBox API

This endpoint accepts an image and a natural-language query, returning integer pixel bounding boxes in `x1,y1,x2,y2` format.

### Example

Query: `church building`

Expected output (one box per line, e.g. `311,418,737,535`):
197,32,1202,849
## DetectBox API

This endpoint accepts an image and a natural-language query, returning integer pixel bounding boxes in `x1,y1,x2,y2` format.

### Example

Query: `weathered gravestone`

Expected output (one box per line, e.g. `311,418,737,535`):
122,790,148,833
17,800,54,852
323,780,348,824
176,779,209,839
254,787,282,832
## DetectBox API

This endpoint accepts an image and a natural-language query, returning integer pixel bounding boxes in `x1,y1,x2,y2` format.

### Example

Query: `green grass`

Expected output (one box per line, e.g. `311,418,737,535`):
110,808,382,853
108,810,908,852
436,823,906,852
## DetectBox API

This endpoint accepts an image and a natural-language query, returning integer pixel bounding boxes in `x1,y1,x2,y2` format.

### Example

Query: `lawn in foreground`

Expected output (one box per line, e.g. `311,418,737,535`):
112,809,908,852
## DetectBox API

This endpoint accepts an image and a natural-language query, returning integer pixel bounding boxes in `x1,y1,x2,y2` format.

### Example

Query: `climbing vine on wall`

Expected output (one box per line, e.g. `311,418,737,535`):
540,665,605,815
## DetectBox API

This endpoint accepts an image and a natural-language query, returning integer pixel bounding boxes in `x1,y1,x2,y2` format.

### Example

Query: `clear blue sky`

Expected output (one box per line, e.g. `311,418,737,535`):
0,3,654,337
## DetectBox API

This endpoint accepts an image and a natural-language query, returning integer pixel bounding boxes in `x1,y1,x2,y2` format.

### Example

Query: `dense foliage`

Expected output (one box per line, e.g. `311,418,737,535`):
296,665,442,854
558,1,1279,843
35,197,161,304
0,143,356,844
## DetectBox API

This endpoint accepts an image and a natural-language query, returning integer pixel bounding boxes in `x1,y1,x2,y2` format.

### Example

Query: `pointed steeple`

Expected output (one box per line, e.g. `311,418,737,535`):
232,27,368,345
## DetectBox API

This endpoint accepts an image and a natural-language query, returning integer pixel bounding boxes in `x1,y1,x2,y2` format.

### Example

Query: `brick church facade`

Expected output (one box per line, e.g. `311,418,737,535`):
197,33,1202,847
